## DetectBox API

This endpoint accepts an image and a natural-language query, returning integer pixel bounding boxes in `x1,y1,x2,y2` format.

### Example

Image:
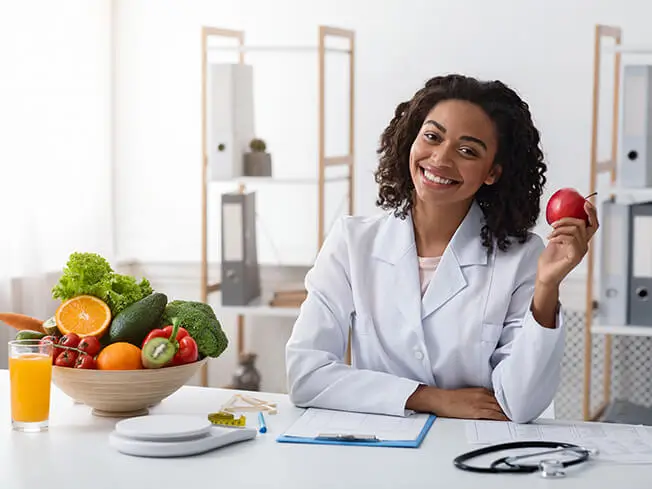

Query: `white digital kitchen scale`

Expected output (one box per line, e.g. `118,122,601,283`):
109,414,258,457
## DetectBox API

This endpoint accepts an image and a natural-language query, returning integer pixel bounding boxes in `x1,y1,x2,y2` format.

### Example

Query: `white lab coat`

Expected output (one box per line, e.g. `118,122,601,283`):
285,201,566,424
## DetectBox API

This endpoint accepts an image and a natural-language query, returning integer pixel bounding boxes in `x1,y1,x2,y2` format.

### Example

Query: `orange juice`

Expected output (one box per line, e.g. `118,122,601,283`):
9,353,52,423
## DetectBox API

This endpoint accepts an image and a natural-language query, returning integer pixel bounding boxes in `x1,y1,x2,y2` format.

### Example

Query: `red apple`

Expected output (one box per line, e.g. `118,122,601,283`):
545,188,589,225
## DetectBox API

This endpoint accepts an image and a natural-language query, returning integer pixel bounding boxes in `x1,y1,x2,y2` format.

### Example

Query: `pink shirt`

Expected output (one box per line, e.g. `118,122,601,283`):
418,256,442,296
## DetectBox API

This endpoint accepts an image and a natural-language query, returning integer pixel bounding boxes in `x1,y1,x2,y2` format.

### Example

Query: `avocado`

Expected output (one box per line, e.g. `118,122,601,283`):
108,292,167,347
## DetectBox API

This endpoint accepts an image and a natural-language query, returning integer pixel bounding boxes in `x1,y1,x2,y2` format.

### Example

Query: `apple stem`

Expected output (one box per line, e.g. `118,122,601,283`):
585,192,598,199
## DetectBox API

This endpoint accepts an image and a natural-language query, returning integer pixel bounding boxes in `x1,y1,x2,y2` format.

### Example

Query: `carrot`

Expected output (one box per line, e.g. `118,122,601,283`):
0,313,45,334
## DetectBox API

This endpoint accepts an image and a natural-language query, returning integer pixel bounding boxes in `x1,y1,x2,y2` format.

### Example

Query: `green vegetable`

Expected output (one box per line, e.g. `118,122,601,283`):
15,330,47,341
160,300,228,358
42,316,60,337
52,252,153,316
109,292,168,346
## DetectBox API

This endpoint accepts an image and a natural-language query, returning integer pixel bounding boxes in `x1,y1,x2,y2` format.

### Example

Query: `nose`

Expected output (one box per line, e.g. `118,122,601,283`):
430,142,455,166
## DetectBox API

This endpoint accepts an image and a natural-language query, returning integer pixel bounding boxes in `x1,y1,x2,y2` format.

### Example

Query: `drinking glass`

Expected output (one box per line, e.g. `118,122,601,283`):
8,338,53,432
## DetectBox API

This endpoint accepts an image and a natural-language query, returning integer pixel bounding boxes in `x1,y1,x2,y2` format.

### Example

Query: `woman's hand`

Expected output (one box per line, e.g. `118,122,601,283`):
537,200,600,288
406,385,508,421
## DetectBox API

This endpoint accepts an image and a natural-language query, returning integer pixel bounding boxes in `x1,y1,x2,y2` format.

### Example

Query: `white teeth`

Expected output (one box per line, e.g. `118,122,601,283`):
423,169,455,185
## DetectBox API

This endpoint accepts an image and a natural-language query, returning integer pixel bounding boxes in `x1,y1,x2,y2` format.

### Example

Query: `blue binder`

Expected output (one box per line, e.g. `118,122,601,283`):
276,414,436,448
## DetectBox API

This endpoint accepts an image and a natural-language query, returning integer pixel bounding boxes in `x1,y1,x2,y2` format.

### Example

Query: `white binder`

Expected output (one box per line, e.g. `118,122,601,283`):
620,64,652,188
206,63,255,180
600,199,652,326
600,199,631,325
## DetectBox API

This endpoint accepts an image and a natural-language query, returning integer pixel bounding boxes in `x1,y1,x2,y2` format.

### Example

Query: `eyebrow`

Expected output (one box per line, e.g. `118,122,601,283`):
423,119,487,151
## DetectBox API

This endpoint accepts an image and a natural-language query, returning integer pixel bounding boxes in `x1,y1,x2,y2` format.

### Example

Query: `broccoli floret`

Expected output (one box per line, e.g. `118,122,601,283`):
160,300,228,358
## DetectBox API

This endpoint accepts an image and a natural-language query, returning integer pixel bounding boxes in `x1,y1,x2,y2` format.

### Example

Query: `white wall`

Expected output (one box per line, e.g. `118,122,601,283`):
114,0,652,275
0,0,113,367
0,0,114,273
112,0,652,392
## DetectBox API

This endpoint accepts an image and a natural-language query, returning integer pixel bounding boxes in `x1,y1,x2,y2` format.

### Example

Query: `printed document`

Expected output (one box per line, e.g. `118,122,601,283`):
466,420,652,464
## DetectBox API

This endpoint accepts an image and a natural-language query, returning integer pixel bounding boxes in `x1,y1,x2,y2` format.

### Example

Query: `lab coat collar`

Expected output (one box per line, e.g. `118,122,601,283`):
372,200,489,267
373,201,490,336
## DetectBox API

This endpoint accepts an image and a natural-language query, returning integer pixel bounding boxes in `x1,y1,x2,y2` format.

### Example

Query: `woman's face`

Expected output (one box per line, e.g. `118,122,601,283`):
409,99,501,210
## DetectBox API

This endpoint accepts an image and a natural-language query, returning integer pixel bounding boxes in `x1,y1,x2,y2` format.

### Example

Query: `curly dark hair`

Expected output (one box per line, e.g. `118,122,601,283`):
374,74,547,253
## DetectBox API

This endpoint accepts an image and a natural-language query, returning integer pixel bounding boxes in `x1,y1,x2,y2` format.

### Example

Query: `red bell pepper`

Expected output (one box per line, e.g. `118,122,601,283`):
142,325,198,366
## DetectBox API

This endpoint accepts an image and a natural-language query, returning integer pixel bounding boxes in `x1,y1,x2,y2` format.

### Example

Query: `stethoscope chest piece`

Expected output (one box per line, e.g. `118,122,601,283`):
539,460,566,478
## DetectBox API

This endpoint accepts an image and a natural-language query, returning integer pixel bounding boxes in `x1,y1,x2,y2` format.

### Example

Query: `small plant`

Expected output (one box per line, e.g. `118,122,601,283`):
249,138,267,153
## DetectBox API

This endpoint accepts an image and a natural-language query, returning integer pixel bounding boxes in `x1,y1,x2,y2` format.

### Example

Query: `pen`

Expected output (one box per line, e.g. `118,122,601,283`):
258,412,267,433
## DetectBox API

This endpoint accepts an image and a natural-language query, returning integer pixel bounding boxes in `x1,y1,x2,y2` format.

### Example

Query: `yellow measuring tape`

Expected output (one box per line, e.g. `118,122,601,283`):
208,411,247,428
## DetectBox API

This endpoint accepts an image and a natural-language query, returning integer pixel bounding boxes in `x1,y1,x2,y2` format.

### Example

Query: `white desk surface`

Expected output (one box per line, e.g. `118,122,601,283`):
1,370,651,489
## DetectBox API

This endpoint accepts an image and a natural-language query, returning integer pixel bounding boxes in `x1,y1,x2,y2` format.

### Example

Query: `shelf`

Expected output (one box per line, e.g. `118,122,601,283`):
219,297,302,318
200,24,355,387
207,45,351,54
592,324,652,337
209,175,349,185
602,44,652,54
608,187,652,204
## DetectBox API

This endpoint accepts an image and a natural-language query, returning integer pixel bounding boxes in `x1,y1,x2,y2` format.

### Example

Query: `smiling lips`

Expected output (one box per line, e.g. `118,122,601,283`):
419,165,461,186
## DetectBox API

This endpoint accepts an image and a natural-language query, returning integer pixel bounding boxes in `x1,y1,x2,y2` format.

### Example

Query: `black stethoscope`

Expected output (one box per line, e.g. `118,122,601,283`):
454,441,597,478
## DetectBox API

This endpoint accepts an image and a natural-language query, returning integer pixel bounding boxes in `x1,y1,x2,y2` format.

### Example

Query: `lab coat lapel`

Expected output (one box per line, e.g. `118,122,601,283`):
372,213,424,345
421,201,489,320
420,247,467,320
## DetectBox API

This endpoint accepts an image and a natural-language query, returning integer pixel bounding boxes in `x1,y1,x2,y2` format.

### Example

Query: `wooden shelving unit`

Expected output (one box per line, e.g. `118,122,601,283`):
583,24,652,421
198,25,356,387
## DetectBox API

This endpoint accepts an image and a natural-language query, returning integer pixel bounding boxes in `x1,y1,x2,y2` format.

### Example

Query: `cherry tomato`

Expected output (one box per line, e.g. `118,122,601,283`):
59,333,80,349
40,335,59,345
40,336,59,363
75,353,96,369
78,336,101,357
55,349,78,368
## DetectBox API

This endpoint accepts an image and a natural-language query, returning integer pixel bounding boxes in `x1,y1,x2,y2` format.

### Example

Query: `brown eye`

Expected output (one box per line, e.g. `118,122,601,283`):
459,147,478,157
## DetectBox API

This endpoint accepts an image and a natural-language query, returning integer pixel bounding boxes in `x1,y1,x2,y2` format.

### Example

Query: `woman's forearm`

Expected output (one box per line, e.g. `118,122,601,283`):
406,384,508,420
531,280,560,329
405,384,435,412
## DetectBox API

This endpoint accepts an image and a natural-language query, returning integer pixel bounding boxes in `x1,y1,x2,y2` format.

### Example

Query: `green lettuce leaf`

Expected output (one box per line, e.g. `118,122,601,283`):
52,252,152,316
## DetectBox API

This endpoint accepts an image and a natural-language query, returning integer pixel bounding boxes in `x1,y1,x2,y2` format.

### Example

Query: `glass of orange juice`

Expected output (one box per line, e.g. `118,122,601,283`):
8,338,54,432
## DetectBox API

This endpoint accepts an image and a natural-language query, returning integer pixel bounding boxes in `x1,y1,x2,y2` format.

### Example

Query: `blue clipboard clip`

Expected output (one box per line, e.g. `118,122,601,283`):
276,414,436,448
316,433,379,442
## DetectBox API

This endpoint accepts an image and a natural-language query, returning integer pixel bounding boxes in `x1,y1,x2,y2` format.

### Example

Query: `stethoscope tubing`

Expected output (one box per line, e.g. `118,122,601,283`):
453,440,591,474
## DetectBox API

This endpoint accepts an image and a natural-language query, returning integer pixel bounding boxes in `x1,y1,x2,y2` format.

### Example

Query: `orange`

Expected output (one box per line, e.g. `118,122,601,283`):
96,342,143,370
55,295,112,338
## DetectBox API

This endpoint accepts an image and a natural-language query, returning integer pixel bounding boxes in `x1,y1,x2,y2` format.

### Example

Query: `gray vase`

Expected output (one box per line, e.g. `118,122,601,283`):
244,152,272,177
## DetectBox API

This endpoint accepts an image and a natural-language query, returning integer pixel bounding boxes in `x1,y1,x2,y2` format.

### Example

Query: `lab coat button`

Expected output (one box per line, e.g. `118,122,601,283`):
414,350,424,360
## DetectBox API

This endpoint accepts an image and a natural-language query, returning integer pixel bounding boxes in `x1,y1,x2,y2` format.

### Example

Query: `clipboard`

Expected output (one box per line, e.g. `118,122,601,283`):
276,408,436,448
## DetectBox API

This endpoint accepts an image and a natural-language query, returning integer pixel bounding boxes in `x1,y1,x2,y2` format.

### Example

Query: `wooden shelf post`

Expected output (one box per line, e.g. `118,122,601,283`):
199,25,356,386
583,24,622,421
200,27,245,388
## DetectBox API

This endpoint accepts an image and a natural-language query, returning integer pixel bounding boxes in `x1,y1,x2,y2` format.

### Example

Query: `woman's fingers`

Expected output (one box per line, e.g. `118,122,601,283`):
584,200,600,239
550,217,587,241
547,225,587,251
478,409,509,421
478,393,506,414
467,390,508,420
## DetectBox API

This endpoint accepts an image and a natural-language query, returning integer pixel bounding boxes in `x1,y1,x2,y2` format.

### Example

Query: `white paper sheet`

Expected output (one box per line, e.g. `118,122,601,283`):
282,408,431,441
465,420,652,464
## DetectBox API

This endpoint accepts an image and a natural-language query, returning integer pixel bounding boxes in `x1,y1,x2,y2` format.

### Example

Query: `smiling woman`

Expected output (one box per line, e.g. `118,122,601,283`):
285,74,599,424
374,74,547,256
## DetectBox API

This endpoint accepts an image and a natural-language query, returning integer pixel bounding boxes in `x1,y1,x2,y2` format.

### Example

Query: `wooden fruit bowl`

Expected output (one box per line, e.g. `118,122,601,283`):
51,358,208,418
